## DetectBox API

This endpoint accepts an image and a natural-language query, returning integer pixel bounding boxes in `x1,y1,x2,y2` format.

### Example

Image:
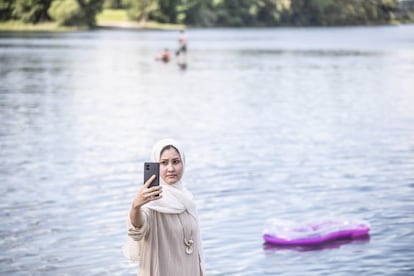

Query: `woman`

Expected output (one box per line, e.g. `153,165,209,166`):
124,139,204,276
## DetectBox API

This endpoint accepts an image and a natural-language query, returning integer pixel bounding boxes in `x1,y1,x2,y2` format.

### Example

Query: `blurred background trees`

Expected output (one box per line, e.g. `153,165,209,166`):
289,0,400,26
0,0,412,28
14,0,53,23
118,0,405,26
0,0,103,27
0,0,15,21
48,0,103,27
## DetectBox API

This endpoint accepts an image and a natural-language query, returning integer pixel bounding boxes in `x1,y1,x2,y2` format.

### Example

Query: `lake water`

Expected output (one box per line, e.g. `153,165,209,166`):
1,25,414,275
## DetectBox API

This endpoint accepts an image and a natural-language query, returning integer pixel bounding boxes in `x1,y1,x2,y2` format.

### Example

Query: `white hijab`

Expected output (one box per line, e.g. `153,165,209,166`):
146,138,197,218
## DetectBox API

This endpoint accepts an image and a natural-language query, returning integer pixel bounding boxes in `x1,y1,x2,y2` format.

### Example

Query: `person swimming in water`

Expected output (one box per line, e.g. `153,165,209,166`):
156,48,171,63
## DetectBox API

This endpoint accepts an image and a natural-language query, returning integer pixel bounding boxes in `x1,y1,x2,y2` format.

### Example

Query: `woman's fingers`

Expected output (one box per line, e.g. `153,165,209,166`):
147,185,162,193
133,177,162,207
144,189,162,199
141,186,162,202
143,174,156,188
148,195,162,201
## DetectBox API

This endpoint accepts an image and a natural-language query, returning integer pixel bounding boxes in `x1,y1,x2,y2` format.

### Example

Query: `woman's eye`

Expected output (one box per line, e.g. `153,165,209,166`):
173,160,180,164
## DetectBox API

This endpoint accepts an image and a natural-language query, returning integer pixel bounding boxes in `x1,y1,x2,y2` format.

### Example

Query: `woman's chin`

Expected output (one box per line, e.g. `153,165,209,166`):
164,178,178,185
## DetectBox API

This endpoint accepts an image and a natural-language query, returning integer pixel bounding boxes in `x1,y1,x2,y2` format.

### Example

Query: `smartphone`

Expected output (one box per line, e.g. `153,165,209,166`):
144,162,160,188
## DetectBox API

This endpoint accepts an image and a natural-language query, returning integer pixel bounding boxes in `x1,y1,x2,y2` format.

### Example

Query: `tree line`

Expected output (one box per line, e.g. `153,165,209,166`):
0,0,412,29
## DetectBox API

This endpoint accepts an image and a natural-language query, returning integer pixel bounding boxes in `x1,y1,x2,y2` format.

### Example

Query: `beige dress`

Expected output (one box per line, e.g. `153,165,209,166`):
127,207,204,276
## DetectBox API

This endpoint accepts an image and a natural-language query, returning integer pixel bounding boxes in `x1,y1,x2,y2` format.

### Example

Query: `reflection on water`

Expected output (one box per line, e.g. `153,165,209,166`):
1,26,414,275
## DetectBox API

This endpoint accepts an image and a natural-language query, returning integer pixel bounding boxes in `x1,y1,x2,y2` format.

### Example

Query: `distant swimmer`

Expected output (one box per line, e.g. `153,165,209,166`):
156,48,171,63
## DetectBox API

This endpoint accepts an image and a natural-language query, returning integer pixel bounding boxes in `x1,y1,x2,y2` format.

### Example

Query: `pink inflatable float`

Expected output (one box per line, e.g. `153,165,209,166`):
263,219,370,246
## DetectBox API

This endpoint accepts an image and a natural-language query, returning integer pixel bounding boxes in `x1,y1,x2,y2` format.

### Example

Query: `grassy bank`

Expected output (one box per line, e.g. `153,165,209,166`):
96,9,185,30
0,9,184,32
0,20,79,32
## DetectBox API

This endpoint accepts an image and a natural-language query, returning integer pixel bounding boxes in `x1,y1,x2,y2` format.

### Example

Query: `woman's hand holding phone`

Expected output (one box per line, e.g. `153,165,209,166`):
132,175,163,209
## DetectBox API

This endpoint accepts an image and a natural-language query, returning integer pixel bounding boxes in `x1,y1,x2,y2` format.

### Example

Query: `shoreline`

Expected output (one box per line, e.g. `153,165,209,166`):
0,20,185,32
96,21,185,31
1,20,412,33
0,21,79,32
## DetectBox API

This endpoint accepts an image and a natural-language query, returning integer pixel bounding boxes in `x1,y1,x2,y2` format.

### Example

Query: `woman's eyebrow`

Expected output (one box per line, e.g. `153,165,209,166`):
160,157,180,161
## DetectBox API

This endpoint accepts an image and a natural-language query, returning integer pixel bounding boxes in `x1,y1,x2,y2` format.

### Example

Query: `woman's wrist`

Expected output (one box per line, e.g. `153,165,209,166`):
130,205,143,228
131,201,142,210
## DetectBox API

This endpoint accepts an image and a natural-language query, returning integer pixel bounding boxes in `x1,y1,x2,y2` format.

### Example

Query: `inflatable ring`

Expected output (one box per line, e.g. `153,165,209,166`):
263,219,370,246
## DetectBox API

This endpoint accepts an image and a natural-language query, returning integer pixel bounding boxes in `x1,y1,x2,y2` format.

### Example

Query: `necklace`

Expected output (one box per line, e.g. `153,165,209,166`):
177,214,194,255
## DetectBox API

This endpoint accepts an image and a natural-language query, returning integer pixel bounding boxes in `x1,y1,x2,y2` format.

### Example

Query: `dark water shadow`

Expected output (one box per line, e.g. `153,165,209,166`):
263,235,370,253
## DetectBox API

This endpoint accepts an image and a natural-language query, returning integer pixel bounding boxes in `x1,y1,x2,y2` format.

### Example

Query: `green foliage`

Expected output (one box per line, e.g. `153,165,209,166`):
14,0,52,23
48,0,103,27
254,0,291,26
214,0,253,26
96,8,128,21
0,0,15,21
181,0,214,26
2,0,412,28
112,0,411,27
399,0,414,23
103,0,124,9
174,0,200,24
80,0,105,26
289,0,400,26
208,0,290,27
49,0,82,26
123,0,202,25
122,0,158,21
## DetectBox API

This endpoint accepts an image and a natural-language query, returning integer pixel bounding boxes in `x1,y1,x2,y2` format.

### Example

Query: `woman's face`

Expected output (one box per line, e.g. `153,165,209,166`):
159,147,183,185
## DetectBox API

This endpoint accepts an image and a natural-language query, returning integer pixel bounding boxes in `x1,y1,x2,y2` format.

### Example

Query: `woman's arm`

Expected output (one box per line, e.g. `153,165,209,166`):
129,205,144,228
129,174,162,228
